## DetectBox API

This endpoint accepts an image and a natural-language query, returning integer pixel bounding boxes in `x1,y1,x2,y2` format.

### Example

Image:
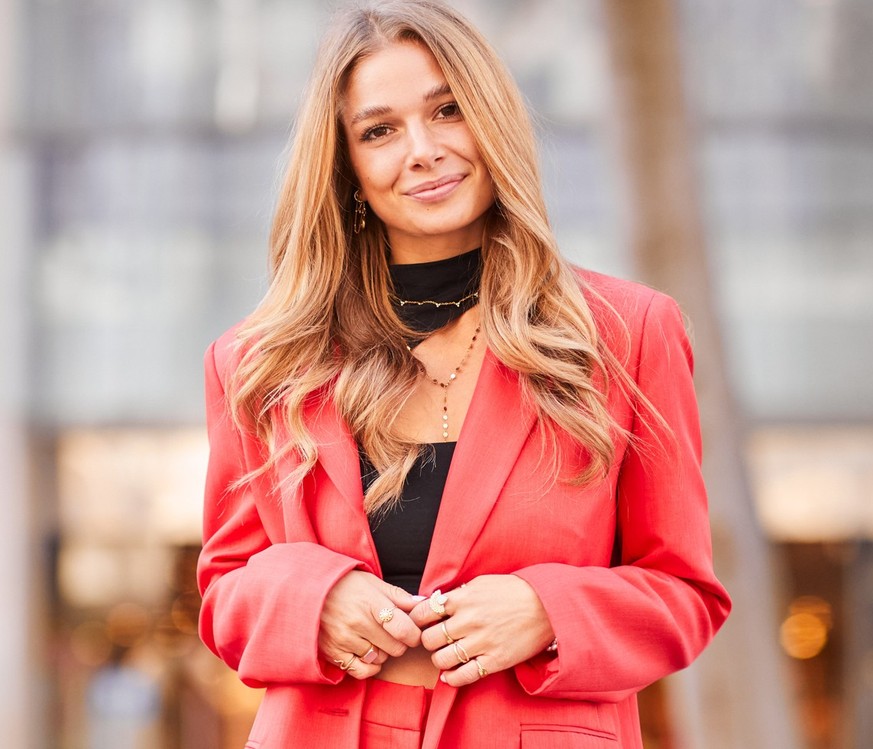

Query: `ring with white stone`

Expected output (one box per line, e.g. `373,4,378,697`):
429,589,448,617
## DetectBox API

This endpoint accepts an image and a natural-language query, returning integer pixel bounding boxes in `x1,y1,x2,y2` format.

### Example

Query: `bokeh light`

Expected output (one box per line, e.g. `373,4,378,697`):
780,596,833,660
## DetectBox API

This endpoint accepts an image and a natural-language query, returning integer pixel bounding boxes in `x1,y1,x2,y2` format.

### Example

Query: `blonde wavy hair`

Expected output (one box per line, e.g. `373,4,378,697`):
231,0,638,515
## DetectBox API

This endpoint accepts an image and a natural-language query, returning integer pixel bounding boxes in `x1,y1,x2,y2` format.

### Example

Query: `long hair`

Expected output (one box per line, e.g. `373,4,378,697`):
230,0,641,515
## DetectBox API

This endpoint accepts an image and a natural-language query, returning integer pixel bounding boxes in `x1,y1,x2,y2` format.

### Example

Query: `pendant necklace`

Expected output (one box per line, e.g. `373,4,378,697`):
409,325,481,442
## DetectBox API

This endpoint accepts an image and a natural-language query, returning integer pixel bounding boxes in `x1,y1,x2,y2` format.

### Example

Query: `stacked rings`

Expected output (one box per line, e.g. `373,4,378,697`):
452,642,470,664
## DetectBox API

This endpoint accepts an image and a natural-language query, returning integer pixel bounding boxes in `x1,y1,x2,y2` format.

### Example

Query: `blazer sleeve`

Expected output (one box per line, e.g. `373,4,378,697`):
512,291,731,702
196,340,363,688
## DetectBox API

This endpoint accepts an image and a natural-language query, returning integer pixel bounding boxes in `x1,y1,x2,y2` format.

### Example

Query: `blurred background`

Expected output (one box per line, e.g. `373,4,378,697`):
1,0,872,747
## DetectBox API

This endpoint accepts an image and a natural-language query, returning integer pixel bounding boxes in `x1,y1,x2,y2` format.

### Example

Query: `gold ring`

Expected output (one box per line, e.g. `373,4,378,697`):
473,657,488,678
378,607,395,624
360,646,378,664
441,621,455,645
429,589,448,616
335,655,358,672
452,642,470,664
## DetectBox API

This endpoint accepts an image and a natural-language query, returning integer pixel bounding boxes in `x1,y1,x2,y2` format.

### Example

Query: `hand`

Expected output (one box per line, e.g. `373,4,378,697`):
319,570,423,680
410,575,555,687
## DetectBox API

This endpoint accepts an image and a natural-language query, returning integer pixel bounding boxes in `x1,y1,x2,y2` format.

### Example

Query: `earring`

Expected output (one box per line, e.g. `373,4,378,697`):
353,190,367,234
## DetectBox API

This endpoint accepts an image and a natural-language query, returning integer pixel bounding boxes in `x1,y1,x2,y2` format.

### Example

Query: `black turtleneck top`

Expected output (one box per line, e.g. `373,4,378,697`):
361,249,480,594
390,248,481,343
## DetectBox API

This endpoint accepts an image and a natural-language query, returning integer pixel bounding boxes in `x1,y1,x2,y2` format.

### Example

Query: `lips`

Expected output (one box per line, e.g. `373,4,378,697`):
405,174,465,199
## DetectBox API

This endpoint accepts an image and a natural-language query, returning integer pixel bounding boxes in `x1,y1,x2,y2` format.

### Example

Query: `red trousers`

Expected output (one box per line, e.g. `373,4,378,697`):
360,679,433,749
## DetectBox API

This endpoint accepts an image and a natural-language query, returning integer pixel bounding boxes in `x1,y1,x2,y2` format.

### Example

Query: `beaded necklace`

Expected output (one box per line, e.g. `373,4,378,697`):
389,248,482,441
406,325,480,441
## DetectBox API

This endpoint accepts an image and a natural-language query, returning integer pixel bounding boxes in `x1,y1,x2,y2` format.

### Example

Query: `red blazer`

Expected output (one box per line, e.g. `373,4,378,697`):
197,271,730,749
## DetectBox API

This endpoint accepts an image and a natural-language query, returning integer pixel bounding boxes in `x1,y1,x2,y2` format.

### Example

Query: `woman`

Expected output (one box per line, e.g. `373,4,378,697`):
197,1,731,747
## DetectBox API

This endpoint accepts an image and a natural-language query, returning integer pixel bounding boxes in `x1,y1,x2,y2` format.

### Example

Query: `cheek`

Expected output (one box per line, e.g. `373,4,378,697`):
455,128,485,164
346,149,368,187
351,152,397,195
346,140,376,187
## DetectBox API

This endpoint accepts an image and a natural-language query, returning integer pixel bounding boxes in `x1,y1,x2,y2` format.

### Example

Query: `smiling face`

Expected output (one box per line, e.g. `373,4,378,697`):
341,42,495,264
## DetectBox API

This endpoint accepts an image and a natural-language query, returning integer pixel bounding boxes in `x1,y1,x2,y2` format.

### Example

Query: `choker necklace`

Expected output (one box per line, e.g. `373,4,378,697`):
408,324,481,441
389,249,481,341
394,290,479,309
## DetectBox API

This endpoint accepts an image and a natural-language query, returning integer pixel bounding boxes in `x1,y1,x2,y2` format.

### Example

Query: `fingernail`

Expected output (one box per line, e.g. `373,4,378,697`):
411,595,427,601
440,673,448,683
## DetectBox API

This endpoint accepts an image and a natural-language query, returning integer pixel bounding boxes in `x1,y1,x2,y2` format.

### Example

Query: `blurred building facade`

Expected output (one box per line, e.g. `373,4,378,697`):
2,0,872,747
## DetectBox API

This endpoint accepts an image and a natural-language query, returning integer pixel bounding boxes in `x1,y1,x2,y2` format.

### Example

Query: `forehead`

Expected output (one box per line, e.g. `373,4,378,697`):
342,42,449,116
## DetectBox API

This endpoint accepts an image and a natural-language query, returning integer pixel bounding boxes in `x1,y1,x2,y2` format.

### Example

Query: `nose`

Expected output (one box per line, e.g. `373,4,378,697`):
406,123,444,169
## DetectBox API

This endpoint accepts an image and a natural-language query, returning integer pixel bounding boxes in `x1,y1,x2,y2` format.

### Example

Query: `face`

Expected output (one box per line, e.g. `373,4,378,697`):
341,42,495,263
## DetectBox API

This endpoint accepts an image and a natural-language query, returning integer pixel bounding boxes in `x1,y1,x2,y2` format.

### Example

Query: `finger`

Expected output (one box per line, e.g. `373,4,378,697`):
431,640,474,671
372,603,422,650
331,652,382,681
340,633,389,666
359,644,381,665
348,640,384,665
420,618,461,652
409,588,458,627
346,661,382,681
361,625,408,658
319,626,389,667
440,657,489,688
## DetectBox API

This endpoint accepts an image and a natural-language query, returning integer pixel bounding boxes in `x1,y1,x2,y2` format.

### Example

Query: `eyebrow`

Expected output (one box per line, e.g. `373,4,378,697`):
348,83,454,127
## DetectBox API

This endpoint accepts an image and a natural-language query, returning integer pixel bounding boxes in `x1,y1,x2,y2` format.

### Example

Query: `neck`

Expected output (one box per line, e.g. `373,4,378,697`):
389,248,482,339
387,237,482,266
390,248,476,265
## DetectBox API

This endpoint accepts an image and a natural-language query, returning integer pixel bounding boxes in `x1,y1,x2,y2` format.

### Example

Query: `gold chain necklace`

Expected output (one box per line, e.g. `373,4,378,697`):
393,291,479,309
408,324,481,441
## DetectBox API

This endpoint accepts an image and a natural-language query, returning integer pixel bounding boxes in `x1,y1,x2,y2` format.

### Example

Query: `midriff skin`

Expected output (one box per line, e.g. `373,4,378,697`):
376,646,441,687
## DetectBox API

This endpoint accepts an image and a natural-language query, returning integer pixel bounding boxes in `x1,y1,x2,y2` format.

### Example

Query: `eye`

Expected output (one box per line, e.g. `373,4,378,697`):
437,102,462,120
360,123,393,142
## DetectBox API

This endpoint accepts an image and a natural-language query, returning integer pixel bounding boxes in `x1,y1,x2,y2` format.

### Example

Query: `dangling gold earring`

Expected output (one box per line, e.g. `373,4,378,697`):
353,190,367,234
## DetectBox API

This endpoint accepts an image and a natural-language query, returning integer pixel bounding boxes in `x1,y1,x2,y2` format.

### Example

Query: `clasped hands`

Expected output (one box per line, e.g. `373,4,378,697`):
318,571,554,686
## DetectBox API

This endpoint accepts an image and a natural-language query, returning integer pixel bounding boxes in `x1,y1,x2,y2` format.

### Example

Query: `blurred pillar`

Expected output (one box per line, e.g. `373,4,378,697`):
0,0,45,747
599,1,800,748
845,541,873,749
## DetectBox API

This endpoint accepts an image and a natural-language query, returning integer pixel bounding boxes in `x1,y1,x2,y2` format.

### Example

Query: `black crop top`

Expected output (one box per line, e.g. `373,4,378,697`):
361,249,478,593
360,442,456,594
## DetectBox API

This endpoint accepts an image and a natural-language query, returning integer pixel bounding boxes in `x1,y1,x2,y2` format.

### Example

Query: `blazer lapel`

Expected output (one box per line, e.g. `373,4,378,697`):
290,352,537,583
302,392,379,569
305,394,362,507
421,349,538,592
421,680,457,749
